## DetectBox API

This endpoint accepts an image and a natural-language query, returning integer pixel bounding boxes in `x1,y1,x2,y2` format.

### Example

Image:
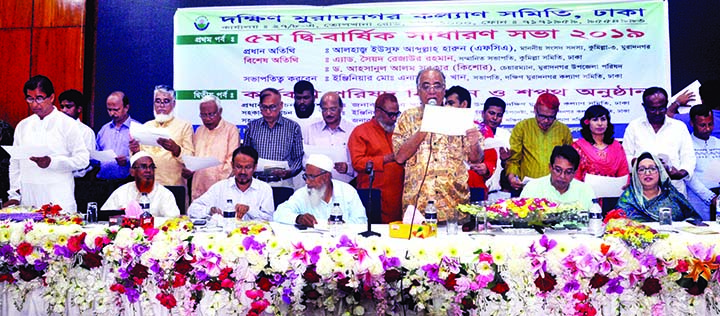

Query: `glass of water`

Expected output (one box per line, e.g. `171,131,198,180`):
658,207,672,226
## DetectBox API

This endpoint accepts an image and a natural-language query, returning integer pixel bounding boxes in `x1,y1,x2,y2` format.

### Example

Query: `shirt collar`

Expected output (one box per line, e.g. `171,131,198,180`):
229,177,256,191
111,116,134,129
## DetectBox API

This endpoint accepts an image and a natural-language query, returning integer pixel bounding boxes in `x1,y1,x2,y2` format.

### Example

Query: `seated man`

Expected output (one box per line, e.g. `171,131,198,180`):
273,154,367,227
521,145,595,210
188,146,274,221
101,151,180,217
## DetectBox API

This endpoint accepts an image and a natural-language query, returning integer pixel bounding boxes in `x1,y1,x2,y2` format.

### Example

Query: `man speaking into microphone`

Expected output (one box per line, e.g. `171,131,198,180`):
349,93,405,223
392,68,484,222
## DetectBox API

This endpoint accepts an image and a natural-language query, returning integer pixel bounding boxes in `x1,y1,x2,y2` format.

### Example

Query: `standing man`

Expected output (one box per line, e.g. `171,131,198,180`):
480,97,512,193
58,89,96,177
392,68,484,221
348,93,405,223
686,104,720,220
289,80,322,137
506,93,572,195
129,85,194,187
304,92,356,183
243,88,304,187
4,75,89,212
667,80,720,138
623,87,695,196
185,95,239,200
97,91,139,180
188,146,274,221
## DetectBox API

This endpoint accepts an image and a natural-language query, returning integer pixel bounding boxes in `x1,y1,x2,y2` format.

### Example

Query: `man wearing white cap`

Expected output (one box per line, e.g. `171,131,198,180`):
273,154,366,227
101,151,180,217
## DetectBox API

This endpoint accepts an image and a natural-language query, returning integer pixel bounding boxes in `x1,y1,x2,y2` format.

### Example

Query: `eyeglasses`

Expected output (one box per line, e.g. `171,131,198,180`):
154,98,173,105
132,164,157,171
199,111,218,118
59,102,76,109
537,113,557,121
302,171,328,181
320,106,340,113
419,83,444,92
25,96,48,104
638,166,659,174
259,104,279,112
551,166,576,177
377,106,402,119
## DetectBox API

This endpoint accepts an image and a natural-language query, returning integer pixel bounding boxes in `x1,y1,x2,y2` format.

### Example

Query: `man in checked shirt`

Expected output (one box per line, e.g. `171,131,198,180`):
243,88,304,188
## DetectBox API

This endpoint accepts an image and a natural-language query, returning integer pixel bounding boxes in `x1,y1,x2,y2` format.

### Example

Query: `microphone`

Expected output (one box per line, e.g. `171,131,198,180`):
364,160,374,174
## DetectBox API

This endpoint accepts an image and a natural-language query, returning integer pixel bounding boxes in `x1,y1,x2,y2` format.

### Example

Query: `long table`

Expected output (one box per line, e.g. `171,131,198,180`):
1,219,720,315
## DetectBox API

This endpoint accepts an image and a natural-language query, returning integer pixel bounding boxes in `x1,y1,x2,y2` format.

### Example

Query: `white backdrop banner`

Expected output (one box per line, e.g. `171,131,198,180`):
173,0,670,137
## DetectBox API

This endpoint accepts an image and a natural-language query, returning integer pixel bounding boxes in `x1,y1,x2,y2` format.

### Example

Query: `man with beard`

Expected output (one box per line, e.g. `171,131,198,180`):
101,151,180,217
304,92,356,183
273,154,366,227
349,93,404,223
521,145,595,210
623,87,695,196
188,146,274,220
289,80,322,134
129,85,194,187
97,91,140,180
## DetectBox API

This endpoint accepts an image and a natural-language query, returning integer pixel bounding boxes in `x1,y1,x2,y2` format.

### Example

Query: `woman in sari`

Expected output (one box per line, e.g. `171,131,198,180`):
616,152,701,222
572,105,629,181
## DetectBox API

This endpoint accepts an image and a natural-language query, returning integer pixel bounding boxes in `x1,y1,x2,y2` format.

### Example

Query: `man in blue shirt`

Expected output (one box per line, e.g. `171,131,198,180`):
96,91,139,180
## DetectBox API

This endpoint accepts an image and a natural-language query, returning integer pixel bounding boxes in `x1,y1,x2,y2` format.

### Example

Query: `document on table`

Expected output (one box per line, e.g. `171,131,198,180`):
182,155,221,172
584,174,628,198
671,80,701,114
90,150,117,162
303,144,346,163
420,106,475,136
255,158,289,173
129,122,171,147
1,145,48,160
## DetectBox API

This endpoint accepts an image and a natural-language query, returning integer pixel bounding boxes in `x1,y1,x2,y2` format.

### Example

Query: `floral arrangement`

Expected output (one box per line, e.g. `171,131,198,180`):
603,209,668,249
459,197,577,227
0,203,83,226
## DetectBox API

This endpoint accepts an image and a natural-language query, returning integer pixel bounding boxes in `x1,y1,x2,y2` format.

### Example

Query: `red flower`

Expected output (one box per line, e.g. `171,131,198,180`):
490,281,509,295
337,277,353,293
676,260,689,273
305,289,320,300
461,296,477,310
246,289,264,300
303,268,320,283
573,292,588,301
130,263,149,280
16,242,33,257
589,273,609,289
534,273,557,292
250,299,270,313
174,258,193,274
221,278,234,289
257,276,273,291
575,302,597,316
173,273,186,288
219,267,233,280
156,292,177,309
207,281,222,291
18,265,40,282
444,273,457,290
81,252,103,269
0,273,16,283
641,277,661,296
603,209,627,224
67,232,86,253
110,283,126,293
384,269,402,283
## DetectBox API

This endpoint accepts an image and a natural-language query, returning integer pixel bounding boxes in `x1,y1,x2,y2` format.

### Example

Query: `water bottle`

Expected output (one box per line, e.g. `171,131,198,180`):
588,199,603,236
328,202,344,237
223,199,236,232
139,193,154,229
424,201,438,236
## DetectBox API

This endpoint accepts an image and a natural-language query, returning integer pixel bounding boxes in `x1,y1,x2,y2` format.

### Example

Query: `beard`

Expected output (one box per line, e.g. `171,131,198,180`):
378,120,395,133
307,184,327,208
154,110,175,123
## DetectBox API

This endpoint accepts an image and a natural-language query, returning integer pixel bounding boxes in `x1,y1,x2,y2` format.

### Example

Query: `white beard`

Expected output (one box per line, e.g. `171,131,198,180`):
378,120,395,133
154,110,175,123
307,184,327,208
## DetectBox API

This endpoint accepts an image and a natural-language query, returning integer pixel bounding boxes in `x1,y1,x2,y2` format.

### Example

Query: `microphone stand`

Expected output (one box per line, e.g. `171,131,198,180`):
359,168,380,237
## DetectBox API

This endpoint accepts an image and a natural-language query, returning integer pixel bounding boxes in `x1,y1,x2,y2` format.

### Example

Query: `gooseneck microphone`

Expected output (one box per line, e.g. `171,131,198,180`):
360,159,380,237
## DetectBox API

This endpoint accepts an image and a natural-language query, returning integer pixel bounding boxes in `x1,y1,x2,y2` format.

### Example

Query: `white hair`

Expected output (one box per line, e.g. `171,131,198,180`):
200,94,222,110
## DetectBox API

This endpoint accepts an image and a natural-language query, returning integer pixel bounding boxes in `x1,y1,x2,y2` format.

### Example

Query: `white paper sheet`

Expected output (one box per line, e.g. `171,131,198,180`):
90,150,117,162
521,176,535,185
129,122,171,147
303,145,346,163
182,155,222,172
484,137,510,149
255,158,289,173
584,174,628,198
419,106,475,136
1,145,48,160
671,80,701,115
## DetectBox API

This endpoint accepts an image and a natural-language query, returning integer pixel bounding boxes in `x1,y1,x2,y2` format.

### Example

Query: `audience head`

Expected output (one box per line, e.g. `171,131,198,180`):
482,97,506,130
293,80,316,118
690,104,715,141
106,91,130,125
153,84,176,123
580,105,615,145
699,80,720,110
548,145,580,194
534,93,560,132
258,88,283,125
24,75,56,119
641,87,668,126
199,95,222,130
374,93,400,133
416,68,446,106
231,146,258,187
445,85,471,108
58,89,86,120
130,151,156,186
319,92,343,128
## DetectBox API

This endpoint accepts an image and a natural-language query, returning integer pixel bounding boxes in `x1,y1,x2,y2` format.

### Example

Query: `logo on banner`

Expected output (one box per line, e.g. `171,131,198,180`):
194,16,209,31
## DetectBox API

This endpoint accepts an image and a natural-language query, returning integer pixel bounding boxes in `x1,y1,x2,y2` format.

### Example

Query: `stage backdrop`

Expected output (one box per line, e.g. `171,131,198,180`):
173,0,669,137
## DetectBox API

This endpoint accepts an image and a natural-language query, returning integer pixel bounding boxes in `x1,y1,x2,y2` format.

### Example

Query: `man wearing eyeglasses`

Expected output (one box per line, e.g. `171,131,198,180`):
243,88,304,188
393,68,484,222
303,92,356,183
96,91,140,180
183,95,239,200
101,151,180,217
348,93,405,223
623,87,695,196
4,75,89,212
521,145,595,210
273,154,366,227
506,93,572,195
58,89,96,178
129,85,194,188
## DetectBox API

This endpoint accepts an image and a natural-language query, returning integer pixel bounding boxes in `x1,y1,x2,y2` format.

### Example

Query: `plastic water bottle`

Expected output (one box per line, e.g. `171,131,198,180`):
588,199,603,236
425,201,438,236
223,199,236,232
139,193,154,229
328,202,344,237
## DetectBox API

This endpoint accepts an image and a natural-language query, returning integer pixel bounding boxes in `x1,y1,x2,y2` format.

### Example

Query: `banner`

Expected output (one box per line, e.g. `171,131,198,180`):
174,0,670,137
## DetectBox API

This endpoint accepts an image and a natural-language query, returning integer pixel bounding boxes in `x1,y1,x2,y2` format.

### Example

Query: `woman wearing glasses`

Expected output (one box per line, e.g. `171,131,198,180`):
616,152,701,222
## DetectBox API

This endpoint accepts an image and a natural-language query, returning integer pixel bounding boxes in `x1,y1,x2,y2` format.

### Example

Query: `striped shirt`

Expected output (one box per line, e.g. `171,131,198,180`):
243,116,304,176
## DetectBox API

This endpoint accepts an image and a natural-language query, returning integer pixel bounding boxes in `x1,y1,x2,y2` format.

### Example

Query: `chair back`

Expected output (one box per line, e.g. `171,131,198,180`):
272,186,295,209
356,188,381,224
